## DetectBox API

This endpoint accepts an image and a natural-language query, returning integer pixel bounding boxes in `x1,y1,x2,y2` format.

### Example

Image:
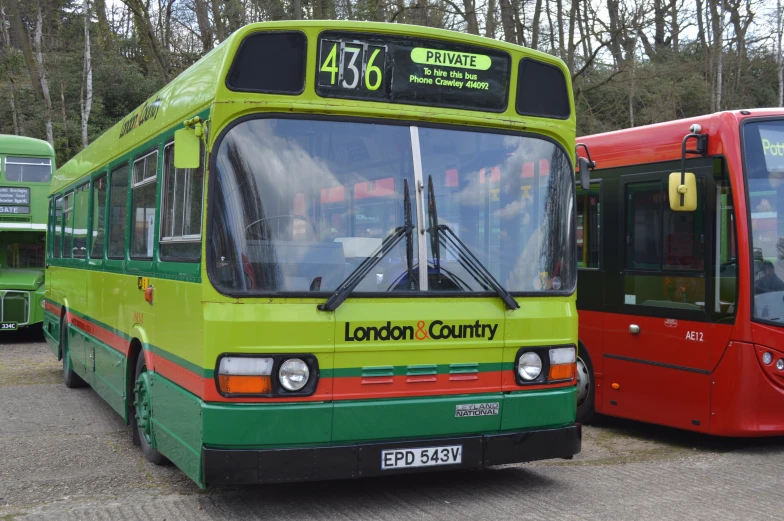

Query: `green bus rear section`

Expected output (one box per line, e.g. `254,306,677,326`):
0,135,53,328
45,21,578,487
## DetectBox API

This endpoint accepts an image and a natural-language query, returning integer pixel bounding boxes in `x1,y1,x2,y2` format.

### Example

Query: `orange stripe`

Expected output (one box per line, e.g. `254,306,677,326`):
65,311,130,356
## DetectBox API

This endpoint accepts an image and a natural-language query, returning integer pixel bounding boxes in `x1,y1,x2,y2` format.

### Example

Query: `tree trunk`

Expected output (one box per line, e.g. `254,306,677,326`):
607,0,624,70
670,0,679,52
92,0,114,48
223,0,244,33
194,0,213,52
294,0,302,19
9,84,21,135
60,82,69,153
695,0,706,48
485,0,496,38
211,0,226,42
6,0,44,100
566,0,577,74
531,0,542,49
81,0,93,149
713,0,723,110
546,0,556,51
779,0,784,106
34,4,53,145
499,0,516,43
121,0,169,81
629,57,635,127
462,0,479,34
555,0,564,58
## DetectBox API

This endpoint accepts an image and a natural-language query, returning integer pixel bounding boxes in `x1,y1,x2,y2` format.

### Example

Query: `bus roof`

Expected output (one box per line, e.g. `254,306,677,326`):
0,135,55,158
578,108,784,170
53,20,575,195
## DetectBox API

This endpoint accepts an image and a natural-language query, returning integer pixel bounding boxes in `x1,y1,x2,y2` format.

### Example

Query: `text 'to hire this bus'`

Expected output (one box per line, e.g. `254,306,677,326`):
0,135,53,331
575,109,784,436
45,21,581,487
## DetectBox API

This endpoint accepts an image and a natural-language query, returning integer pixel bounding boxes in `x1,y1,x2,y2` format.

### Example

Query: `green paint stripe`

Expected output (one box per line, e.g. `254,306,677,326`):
334,362,504,378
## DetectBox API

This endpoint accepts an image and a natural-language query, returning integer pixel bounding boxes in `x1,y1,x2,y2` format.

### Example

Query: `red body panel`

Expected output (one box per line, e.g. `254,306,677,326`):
577,109,784,436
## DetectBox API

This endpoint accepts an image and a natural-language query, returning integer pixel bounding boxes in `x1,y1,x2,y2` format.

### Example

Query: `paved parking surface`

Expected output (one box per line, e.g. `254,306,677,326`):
2,329,782,520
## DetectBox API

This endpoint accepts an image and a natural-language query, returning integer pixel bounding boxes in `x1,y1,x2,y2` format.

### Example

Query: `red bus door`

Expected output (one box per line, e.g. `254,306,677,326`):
602,170,713,432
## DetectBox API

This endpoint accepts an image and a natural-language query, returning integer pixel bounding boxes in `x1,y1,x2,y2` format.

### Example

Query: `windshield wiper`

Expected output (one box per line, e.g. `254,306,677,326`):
426,175,519,310
437,225,520,310
319,179,415,312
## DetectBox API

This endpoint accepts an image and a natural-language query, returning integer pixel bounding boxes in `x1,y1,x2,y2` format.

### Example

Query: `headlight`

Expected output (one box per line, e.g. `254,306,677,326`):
777,359,784,372
517,352,542,381
763,352,773,365
279,358,310,391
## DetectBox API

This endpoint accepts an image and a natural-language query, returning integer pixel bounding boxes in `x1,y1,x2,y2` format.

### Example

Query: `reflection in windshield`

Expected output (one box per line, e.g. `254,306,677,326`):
743,120,784,322
208,118,574,296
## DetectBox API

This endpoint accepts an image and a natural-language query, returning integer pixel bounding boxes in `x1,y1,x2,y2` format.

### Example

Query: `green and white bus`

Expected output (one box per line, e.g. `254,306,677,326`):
0,135,53,331
45,21,581,487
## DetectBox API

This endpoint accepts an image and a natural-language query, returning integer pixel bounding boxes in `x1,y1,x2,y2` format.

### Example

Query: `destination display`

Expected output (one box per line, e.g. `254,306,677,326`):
0,205,30,214
316,32,510,112
0,186,30,205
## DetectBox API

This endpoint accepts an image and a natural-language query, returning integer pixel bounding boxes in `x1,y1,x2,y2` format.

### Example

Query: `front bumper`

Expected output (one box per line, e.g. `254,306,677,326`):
203,424,581,485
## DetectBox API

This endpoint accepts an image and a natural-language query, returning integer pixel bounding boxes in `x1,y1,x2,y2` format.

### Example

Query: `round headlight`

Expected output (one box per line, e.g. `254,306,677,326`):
552,276,562,291
763,352,773,365
517,352,542,381
777,359,784,372
279,358,310,391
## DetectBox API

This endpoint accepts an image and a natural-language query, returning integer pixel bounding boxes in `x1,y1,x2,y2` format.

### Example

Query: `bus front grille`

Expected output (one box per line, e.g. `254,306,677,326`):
0,291,30,325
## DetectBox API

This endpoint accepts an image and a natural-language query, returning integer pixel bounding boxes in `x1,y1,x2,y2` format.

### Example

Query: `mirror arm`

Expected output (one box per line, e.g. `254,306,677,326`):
679,127,708,206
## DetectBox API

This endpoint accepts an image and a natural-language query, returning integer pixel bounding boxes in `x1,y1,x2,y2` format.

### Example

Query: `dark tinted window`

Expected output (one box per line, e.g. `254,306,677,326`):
91,175,107,259
5,157,51,182
108,164,129,259
226,32,306,94
516,59,570,119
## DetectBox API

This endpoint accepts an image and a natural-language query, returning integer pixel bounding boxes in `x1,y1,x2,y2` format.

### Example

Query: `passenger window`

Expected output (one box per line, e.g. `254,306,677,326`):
53,196,63,258
624,180,705,310
91,175,107,259
160,143,203,261
72,183,89,258
576,183,600,269
62,191,74,259
715,172,737,320
131,151,158,259
108,164,129,259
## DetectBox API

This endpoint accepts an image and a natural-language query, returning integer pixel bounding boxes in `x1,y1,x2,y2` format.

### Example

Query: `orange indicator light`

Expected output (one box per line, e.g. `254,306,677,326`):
219,375,272,394
611,383,620,390
548,363,575,382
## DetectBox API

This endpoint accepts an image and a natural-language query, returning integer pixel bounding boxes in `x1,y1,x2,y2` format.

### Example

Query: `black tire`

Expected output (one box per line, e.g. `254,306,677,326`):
576,343,595,424
133,354,168,465
61,314,86,388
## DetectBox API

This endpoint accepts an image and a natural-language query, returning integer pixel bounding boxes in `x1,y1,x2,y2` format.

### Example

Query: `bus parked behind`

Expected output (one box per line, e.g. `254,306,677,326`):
0,135,53,331
576,109,784,436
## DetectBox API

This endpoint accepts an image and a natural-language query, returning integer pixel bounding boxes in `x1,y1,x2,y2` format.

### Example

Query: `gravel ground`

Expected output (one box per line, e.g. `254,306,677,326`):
1,328,782,520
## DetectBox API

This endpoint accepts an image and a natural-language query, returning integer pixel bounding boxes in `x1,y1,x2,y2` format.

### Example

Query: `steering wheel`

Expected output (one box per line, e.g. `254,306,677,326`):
245,214,313,240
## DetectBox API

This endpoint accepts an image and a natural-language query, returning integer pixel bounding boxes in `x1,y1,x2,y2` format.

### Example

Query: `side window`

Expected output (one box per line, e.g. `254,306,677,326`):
47,198,54,257
131,151,158,259
715,167,738,320
91,175,107,259
108,164,129,259
63,191,74,259
53,196,63,258
624,179,706,310
72,183,90,259
161,143,203,261
576,183,600,269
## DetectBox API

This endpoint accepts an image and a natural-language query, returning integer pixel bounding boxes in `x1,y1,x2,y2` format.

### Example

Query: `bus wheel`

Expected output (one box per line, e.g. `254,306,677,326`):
61,316,86,388
576,344,595,424
133,355,168,465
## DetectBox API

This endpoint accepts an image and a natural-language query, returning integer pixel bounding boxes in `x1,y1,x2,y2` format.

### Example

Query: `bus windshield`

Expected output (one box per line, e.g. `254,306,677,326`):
743,119,784,324
208,118,574,296
5,157,52,183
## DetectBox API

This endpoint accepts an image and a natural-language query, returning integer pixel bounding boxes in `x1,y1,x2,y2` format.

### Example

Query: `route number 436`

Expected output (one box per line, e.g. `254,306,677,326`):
319,40,386,92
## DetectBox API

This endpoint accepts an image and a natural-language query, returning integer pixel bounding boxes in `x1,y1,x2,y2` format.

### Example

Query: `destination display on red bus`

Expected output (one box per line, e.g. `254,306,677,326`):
316,32,510,112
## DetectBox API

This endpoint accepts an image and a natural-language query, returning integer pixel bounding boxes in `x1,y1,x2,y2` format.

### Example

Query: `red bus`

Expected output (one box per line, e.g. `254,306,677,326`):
575,109,784,436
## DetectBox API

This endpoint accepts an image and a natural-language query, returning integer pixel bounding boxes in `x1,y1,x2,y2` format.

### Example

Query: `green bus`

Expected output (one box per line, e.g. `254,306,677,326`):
0,135,53,331
45,21,581,487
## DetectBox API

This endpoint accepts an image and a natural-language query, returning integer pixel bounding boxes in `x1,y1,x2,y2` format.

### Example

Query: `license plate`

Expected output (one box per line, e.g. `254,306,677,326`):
381,445,462,470
0,322,18,331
